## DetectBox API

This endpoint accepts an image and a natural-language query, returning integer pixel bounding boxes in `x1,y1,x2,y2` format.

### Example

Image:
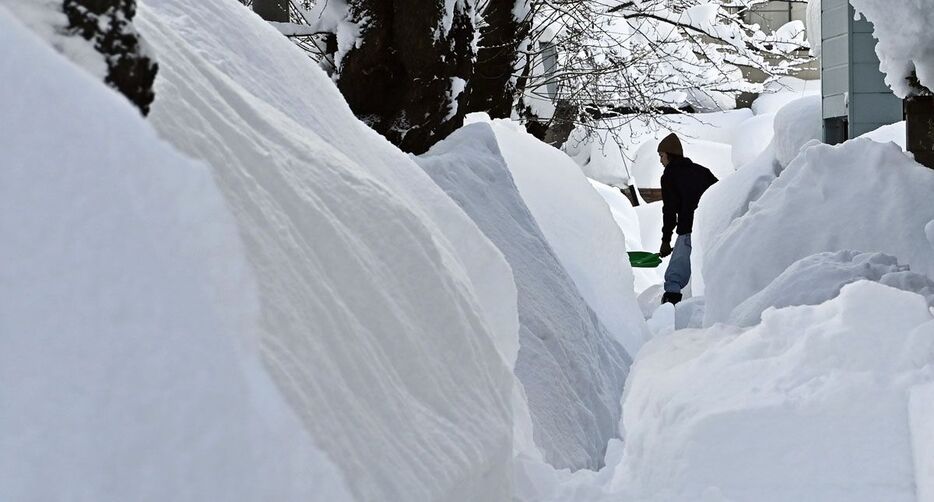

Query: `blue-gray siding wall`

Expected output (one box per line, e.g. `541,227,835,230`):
822,0,849,119
821,0,902,138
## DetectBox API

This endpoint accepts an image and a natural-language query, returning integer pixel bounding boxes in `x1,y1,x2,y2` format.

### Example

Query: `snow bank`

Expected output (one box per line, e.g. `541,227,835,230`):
419,123,632,471
911,382,934,502
137,0,517,499
563,109,752,187
632,136,733,188
862,121,907,149
850,0,934,97
564,132,633,187
751,77,821,116
589,180,643,252
703,139,934,325
692,95,823,297
773,95,822,167
0,8,351,500
727,250,933,327
730,112,774,168
589,180,665,294
612,280,934,501
479,118,649,355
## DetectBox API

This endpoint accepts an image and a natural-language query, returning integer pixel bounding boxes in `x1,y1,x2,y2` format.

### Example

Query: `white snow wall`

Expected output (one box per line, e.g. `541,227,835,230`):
419,124,632,471
137,0,520,500
0,8,353,500
703,139,934,324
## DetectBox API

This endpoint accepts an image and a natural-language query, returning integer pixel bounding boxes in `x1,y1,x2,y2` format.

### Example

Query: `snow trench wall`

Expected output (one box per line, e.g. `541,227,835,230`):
613,281,934,502
478,118,650,357
0,7,352,500
703,139,934,324
137,0,519,500
419,124,633,471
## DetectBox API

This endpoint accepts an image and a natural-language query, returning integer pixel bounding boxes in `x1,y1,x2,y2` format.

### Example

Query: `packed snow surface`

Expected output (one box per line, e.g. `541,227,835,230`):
0,8,352,500
703,139,934,325
137,0,518,499
419,123,632,470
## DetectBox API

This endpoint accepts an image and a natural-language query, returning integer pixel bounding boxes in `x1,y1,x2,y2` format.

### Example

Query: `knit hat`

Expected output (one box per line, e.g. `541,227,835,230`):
657,133,683,156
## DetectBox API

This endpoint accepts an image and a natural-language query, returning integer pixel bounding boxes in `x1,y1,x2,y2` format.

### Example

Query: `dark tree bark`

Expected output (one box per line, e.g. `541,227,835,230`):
63,0,158,116
253,0,289,22
334,0,476,154
466,0,532,118
542,99,578,148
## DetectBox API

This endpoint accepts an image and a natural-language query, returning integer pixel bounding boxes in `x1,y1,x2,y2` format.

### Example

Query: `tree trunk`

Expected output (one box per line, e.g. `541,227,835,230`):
543,99,578,149
466,0,532,118
254,0,289,22
335,0,476,154
906,95,934,170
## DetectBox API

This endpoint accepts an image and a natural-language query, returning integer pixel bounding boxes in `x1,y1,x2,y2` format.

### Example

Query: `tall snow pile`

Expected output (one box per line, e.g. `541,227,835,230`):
470,116,650,355
849,0,934,96
692,94,822,297
0,8,351,500
588,180,666,294
611,280,934,501
147,0,518,499
418,123,634,470
703,138,934,325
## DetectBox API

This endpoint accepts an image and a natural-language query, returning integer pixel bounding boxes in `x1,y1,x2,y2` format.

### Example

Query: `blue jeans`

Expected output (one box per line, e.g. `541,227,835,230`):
665,234,691,294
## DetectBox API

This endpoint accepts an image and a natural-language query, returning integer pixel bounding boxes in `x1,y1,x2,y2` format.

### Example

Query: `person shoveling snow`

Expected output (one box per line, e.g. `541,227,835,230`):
657,133,718,305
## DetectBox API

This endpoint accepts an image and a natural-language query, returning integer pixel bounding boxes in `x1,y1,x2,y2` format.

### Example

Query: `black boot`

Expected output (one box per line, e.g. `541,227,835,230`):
661,292,682,305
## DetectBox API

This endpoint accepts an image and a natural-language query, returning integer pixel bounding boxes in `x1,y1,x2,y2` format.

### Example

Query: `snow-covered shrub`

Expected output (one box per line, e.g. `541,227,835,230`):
0,10,350,500
612,280,934,501
0,0,156,114
849,0,934,96
419,123,633,470
63,0,157,114
136,0,521,499
703,139,934,325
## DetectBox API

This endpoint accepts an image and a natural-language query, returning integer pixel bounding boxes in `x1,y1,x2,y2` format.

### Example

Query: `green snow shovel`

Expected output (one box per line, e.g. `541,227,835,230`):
627,251,662,268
